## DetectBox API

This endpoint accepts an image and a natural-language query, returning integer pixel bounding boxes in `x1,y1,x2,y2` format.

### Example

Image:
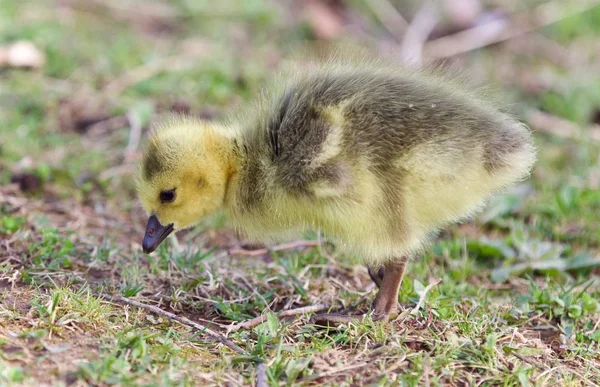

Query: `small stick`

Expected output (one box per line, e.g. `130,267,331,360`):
228,240,321,257
311,362,368,379
363,0,409,40
398,1,439,66
511,351,549,371
227,247,270,257
410,279,441,316
424,0,600,60
124,112,142,163
272,240,321,251
526,109,600,142
229,304,330,331
103,54,208,96
93,292,245,353
98,164,135,180
255,363,268,387
585,317,600,335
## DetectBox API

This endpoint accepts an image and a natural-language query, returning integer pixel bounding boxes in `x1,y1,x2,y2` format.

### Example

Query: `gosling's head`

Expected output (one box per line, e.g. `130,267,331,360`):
136,117,235,253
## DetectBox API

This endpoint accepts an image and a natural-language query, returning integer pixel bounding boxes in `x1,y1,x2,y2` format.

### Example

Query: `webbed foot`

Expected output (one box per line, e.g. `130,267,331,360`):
312,258,408,326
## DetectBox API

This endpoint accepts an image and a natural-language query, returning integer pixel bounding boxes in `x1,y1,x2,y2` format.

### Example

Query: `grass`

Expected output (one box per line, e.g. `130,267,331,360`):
1,0,600,385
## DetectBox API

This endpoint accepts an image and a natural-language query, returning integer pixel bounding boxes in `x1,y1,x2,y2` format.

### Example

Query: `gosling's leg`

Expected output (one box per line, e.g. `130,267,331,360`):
311,258,408,325
367,265,385,288
371,258,407,321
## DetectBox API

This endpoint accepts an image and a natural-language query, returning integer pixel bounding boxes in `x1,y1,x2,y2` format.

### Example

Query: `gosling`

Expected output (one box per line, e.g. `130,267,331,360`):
136,60,536,323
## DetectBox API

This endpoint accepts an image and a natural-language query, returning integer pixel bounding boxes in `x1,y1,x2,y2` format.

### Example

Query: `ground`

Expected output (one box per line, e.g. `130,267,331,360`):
1,0,600,386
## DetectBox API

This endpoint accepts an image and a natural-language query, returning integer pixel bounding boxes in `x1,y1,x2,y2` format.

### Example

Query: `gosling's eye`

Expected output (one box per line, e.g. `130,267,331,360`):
159,189,176,203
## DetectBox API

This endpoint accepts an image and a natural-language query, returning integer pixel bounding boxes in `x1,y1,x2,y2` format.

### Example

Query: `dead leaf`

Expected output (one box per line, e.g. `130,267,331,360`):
0,40,45,69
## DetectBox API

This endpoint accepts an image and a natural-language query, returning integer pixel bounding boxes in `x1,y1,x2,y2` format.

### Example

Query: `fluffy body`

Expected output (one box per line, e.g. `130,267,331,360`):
137,59,536,265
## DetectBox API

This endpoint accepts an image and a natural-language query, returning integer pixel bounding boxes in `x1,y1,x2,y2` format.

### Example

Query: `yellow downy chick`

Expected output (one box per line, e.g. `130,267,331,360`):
136,57,536,323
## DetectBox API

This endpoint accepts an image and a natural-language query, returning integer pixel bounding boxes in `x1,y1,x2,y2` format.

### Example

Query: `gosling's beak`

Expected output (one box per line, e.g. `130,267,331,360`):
142,214,174,254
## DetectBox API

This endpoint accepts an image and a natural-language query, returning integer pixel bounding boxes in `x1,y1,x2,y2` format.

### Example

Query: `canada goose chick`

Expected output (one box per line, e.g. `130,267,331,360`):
136,62,536,324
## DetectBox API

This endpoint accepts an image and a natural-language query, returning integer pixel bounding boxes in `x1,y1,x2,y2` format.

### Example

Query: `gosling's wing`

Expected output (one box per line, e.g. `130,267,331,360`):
264,70,453,196
267,86,352,198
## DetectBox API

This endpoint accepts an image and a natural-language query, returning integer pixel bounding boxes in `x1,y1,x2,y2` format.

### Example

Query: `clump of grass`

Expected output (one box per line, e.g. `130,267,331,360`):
0,362,25,384
27,229,75,270
77,331,184,385
516,279,599,324
0,215,25,234
30,287,113,333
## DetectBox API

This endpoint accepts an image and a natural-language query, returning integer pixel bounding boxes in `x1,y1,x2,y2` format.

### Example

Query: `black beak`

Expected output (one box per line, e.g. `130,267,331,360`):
142,214,174,254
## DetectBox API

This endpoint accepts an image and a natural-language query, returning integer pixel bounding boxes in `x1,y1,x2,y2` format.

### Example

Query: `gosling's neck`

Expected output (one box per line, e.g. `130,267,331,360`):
217,127,244,214
215,123,273,224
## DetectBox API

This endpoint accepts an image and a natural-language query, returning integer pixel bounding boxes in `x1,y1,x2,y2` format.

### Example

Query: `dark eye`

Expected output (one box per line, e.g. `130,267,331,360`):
159,189,176,203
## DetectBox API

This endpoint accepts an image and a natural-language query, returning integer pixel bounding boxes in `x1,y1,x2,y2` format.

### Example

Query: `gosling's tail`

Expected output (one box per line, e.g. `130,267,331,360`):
484,117,537,187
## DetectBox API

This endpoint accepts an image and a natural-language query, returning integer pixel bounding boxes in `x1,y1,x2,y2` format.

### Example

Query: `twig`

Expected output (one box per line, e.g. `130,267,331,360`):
311,362,368,379
363,355,408,384
93,292,245,353
98,164,135,181
574,372,600,387
229,304,329,331
86,115,130,136
72,0,182,19
255,363,267,387
534,366,563,384
272,240,321,251
103,53,208,96
363,0,409,40
124,113,141,163
398,1,439,66
225,248,270,257
227,240,321,257
585,317,600,336
424,0,600,60
526,108,600,142
511,351,549,371
410,279,441,316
